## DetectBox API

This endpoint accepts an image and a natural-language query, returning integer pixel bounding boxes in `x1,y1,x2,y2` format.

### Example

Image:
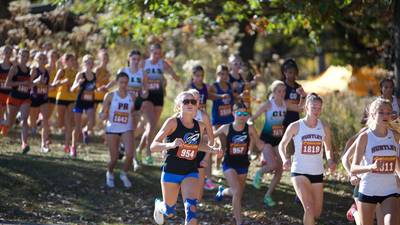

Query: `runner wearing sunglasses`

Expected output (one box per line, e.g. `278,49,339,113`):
152,90,220,225
214,102,265,225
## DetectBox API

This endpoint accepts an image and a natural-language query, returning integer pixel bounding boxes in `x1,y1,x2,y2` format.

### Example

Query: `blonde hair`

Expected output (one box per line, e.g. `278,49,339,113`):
82,54,93,63
174,91,195,113
269,80,285,98
186,89,200,99
366,97,392,129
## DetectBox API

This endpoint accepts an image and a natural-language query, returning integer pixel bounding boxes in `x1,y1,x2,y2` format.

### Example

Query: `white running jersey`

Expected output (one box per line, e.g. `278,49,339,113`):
292,119,326,175
359,129,399,196
144,58,164,91
194,110,203,122
106,91,134,133
262,98,286,137
391,96,400,117
119,67,144,96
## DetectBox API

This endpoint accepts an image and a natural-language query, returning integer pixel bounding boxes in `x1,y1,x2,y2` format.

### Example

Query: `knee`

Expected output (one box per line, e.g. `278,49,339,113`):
184,198,197,223
303,203,314,216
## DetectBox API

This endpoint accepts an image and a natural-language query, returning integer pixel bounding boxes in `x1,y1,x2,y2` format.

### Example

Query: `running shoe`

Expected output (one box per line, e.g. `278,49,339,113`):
106,171,115,188
133,158,141,171
145,155,154,165
70,146,77,159
153,198,164,225
120,171,132,188
41,145,50,153
264,194,276,207
346,203,357,222
203,178,217,190
22,145,30,155
83,131,89,145
215,186,225,202
64,145,70,153
252,170,262,189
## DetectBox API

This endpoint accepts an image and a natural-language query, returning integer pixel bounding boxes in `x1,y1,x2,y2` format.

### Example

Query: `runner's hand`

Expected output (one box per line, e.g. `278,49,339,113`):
171,138,184,148
283,159,291,171
327,159,336,172
350,175,360,186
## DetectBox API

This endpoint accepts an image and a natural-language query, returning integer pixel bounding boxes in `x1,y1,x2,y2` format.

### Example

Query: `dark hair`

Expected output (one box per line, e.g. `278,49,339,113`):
116,71,129,80
150,43,162,51
192,65,204,75
281,58,298,80
216,64,229,74
129,50,141,57
305,92,323,105
379,77,395,95
233,101,247,111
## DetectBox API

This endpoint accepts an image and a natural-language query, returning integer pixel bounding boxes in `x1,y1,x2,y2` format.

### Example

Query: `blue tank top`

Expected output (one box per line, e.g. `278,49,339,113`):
191,82,208,110
211,82,234,125
283,81,301,126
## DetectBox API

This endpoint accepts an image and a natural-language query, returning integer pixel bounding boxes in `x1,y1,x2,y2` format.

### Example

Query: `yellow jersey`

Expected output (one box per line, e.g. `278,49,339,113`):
56,68,78,101
94,66,110,102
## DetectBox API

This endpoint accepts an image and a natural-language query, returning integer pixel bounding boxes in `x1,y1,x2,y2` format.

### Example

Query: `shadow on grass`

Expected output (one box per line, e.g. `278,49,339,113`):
0,154,162,224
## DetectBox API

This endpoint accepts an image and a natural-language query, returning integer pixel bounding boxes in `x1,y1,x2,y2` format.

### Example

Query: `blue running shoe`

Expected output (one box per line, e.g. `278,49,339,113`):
215,186,225,202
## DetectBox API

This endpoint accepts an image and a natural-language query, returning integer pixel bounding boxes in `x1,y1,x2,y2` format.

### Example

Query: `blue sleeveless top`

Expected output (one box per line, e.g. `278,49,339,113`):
211,82,234,125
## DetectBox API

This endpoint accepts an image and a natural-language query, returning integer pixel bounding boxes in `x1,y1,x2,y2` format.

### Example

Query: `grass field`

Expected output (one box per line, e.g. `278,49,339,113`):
0,128,356,225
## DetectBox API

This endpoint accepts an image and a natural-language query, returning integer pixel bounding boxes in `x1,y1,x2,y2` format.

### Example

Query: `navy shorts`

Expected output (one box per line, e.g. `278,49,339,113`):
161,171,199,184
358,193,398,204
222,162,248,175
142,91,164,107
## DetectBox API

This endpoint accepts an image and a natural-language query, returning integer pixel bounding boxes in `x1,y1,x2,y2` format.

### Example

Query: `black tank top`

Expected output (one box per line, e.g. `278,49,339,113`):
283,81,301,126
163,117,201,175
0,63,11,94
76,72,96,103
223,123,250,168
31,67,49,99
11,65,31,99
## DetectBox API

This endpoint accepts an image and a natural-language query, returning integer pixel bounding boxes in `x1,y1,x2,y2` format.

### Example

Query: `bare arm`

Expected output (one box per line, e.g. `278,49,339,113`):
213,124,229,139
248,125,265,151
322,122,336,171
99,92,113,120
351,132,376,175
278,122,299,165
150,117,179,153
164,61,180,82
52,69,67,87
5,65,19,88
251,101,269,121
70,72,83,92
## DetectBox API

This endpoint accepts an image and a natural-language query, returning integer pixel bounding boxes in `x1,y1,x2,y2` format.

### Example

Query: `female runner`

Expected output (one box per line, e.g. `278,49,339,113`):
151,90,220,225
279,93,336,225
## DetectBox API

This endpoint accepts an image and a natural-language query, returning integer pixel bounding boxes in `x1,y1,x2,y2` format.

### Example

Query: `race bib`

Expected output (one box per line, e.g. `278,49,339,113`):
82,91,94,101
272,125,284,137
372,156,396,174
112,111,129,124
176,143,198,160
37,85,48,94
148,79,161,90
17,84,29,93
218,105,232,117
229,143,247,155
301,141,323,154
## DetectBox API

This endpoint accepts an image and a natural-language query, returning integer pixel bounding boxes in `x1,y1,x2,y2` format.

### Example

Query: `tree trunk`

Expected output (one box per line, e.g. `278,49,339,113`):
238,20,257,62
394,0,400,96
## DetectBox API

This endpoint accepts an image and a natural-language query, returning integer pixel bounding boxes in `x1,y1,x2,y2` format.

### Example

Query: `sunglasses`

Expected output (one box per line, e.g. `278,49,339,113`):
236,111,249,117
182,99,197,105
